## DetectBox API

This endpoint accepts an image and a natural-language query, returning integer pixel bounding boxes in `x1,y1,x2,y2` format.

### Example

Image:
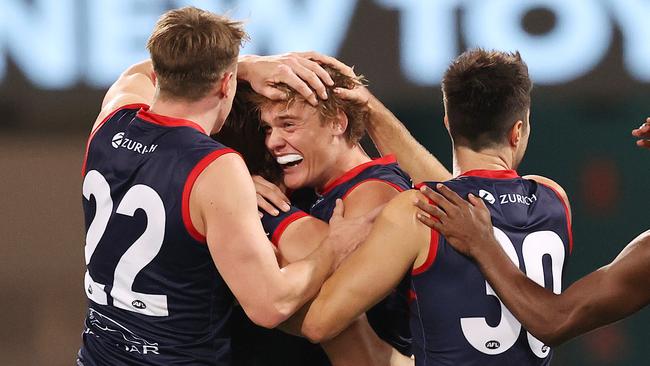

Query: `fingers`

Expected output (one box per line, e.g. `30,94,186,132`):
631,117,650,137
296,51,356,78
636,139,650,149
273,65,319,106
295,56,334,87
331,198,345,221
419,185,456,215
332,87,369,105
257,193,280,216
282,60,329,101
252,176,290,215
435,183,467,206
416,211,443,232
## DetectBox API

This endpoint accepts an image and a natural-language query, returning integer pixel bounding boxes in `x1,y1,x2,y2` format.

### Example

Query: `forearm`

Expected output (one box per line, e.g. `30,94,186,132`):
236,54,258,81
268,240,336,324
472,238,572,345
365,96,451,182
121,59,155,84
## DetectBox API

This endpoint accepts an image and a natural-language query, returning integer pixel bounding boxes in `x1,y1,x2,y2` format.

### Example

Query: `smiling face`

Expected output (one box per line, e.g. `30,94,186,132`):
261,100,342,190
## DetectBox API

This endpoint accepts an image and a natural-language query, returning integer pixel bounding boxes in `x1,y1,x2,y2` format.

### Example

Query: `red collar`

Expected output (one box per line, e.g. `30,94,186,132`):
459,169,519,179
320,155,397,195
136,107,206,134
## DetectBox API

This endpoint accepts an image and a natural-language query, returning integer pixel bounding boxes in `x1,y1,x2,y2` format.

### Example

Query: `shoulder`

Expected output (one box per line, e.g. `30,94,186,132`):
342,179,404,218
523,174,571,220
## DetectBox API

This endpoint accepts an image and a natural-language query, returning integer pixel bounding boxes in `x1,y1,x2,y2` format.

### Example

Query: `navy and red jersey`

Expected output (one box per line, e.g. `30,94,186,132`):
411,170,572,366
310,155,414,357
231,156,413,365
78,105,238,366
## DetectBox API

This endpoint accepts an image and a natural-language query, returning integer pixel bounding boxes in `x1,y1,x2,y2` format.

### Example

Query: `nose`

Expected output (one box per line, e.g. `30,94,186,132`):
265,127,285,152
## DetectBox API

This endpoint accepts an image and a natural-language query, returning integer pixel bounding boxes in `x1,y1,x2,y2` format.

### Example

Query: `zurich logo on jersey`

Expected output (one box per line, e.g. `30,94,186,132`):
111,132,158,154
112,132,125,148
478,189,496,205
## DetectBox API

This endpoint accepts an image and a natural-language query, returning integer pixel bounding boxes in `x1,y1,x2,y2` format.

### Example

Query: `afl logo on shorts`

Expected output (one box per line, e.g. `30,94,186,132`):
478,189,496,205
112,132,125,148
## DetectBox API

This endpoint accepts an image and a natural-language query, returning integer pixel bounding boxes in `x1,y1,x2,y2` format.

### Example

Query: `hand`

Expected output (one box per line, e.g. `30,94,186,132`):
327,199,381,268
238,52,335,106
631,117,650,149
414,184,495,258
253,175,290,216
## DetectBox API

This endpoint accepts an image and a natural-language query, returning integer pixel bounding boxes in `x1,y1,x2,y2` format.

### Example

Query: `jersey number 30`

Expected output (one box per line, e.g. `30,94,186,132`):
82,170,169,317
460,227,565,358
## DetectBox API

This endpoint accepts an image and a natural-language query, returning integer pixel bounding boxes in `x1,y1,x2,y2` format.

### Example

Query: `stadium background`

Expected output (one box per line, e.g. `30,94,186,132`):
1,0,648,364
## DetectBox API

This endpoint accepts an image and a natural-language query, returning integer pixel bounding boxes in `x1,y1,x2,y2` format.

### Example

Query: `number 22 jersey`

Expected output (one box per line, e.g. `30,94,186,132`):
78,105,237,365
412,170,572,366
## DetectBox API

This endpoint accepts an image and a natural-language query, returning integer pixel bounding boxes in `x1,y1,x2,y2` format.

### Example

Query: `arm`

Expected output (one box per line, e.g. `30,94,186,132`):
94,60,155,130
191,153,349,328
302,190,430,342
415,184,650,346
333,86,451,183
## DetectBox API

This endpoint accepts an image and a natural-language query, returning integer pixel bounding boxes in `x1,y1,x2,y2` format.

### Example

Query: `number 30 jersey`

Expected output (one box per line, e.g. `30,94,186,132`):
78,105,237,365
412,170,572,366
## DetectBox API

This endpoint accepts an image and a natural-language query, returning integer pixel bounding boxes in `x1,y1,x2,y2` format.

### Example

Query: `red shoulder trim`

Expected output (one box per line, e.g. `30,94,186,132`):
460,169,519,179
271,211,310,247
137,107,207,134
412,190,440,275
81,103,149,177
341,178,406,200
539,182,574,254
320,155,398,195
412,228,439,275
182,148,240,243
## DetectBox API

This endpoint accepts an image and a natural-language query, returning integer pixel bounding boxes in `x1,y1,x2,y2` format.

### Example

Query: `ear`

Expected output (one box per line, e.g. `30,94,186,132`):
150,71,157,87
443,115,450,131
332,109,348,136
218,71,234,98
509,120,524,147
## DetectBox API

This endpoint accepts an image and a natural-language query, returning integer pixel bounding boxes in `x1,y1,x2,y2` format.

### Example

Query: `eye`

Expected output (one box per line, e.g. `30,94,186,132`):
261,124,272,135
283,121,296,129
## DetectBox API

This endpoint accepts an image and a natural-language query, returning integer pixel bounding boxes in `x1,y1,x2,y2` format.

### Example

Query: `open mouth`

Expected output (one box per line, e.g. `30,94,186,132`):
276,154,304,168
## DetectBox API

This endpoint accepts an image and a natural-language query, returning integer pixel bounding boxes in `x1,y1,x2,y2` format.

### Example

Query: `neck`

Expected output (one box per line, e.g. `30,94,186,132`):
452,145,517,177
318,144,370,191
148,94,223,135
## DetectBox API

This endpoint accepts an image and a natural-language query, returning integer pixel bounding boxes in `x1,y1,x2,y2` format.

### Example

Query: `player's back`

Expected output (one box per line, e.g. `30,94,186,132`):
412,169,572,366
78,105,237,366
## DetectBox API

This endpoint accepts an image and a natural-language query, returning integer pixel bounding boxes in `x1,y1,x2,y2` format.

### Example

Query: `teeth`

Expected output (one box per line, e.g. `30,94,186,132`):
276,154,304,165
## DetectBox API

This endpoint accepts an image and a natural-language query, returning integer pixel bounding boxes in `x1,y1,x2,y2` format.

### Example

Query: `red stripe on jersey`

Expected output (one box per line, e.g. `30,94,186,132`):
539,182,574,254
412,190,440,275
412,228,440,275
182,148,240,243
271,211,310,247
341,178,406,200
320,155,398,195
81,103,150,177
137,107,207,134
460,169,519,179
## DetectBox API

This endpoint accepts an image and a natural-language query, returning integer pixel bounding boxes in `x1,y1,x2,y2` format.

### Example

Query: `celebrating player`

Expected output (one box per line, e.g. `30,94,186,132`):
299,49,573,366
409,118,650,346
219,63,417,365
77,7,369,365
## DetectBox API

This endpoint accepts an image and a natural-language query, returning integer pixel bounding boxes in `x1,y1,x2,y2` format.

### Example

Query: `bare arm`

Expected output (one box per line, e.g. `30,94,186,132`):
191,154,357,328
302,190,429,342
415,184,650,346
93,60,156,129
333,86,451,183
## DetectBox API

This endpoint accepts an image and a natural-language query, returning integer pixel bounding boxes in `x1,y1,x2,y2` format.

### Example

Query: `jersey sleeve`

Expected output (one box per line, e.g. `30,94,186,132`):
261,206,310,247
